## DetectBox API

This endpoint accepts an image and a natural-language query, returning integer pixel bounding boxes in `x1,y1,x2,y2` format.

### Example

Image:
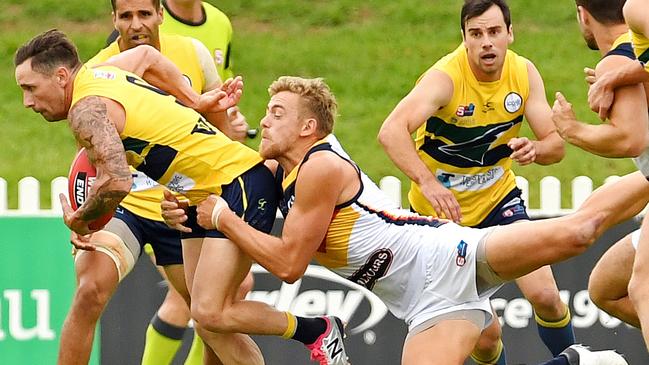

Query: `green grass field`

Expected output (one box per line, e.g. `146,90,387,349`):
0,0,637,209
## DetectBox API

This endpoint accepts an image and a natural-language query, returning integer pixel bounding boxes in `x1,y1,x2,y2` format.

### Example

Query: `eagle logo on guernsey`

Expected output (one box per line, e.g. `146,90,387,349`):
504,92,523,113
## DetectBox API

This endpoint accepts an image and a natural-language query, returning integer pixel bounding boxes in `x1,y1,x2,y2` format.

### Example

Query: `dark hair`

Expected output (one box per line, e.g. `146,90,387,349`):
110,0,160,11
461,0,511,33
14,29,81,74
575,0,626,24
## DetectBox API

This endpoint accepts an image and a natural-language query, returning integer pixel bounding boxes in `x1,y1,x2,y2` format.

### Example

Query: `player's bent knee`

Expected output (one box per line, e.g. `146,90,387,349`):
191,302,232,333
628,275,649,306
561,217,599,257
588,268,609,308
526,289,563,312
73,279,112,314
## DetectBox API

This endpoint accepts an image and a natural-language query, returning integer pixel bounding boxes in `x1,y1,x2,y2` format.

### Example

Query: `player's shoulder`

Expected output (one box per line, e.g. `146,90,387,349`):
303,148,348,173
596,50,637,75
506,48,535,70
160,33,195,45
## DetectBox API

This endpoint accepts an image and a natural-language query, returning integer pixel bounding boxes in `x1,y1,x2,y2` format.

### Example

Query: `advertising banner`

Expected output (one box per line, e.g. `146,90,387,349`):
101,218,649,365
0,217,99,365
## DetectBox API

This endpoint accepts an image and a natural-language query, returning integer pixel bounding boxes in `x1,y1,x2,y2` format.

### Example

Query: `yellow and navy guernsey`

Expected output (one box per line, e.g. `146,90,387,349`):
410,45,530,226
71,65,261,206
607,33,634,60
630,28,649,73
161,0,233,80
86,34,208,220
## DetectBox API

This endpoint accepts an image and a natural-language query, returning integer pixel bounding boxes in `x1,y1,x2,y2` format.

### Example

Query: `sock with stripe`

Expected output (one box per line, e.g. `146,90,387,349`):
183,329,204,365
536,306,575,356
471,338,506,365
282,312,327,345
141,313,187,365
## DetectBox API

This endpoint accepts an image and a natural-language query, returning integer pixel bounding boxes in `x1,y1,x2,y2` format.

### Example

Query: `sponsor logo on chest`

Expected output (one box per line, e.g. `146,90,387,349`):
436,167,504,192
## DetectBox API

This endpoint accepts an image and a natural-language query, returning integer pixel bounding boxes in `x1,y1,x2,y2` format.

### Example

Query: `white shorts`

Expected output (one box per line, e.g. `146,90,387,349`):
401,223,497,332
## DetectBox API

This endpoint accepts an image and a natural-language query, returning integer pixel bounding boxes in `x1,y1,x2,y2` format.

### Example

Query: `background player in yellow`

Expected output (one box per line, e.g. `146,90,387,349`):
565,0,649,351
161,75,632,365
97,0,249,363
105,0,248,141
379,0,571,363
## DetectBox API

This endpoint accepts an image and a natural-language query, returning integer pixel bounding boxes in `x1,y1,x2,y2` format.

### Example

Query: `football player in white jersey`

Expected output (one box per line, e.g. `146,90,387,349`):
162,76,636,365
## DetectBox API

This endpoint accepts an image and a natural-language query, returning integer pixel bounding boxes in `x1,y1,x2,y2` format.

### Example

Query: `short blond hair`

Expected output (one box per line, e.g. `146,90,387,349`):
269,76,337,136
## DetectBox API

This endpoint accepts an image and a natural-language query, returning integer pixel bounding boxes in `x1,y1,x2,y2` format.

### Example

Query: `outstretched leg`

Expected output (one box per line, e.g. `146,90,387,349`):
485,171,649,280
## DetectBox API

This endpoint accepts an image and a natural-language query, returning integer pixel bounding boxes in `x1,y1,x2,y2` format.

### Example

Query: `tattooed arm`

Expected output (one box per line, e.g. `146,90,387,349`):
60,96,132,235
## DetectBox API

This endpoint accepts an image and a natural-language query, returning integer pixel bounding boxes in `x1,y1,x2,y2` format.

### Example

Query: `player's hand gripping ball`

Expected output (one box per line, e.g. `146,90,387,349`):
67,148,114,230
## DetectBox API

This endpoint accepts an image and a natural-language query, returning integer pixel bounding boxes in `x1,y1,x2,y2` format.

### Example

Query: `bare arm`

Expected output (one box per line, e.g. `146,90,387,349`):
378,70,462,222
553,56,649,157
518,61,565,165
199,154,349,283
379,70,452,185
589,2,649,121
62,96,132,234
101,45,241,115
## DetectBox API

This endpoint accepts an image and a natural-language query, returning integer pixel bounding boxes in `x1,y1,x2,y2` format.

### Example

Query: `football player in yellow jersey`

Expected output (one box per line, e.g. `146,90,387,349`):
379,1,571,363
163,76,635,365
53,0,247,364
15,30,349,365
557,0,649,352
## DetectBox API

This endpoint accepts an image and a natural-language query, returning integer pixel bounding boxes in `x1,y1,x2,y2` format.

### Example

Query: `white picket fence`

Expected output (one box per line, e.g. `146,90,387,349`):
0,175,626,218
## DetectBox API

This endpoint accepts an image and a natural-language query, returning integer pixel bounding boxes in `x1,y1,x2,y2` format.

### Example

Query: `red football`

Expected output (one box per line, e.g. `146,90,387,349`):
68,148,113,230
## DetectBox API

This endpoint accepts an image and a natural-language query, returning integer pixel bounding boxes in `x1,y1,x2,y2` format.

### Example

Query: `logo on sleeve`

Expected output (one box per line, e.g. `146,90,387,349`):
214,49,224,66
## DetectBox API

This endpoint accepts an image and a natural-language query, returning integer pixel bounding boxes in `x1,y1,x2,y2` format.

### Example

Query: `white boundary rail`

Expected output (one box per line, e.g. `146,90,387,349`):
0,175,628,218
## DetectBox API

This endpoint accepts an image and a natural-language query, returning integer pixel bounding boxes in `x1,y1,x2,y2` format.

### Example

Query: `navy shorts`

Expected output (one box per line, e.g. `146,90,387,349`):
473,187,529,228
113,205,183,265
182,163,279,239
